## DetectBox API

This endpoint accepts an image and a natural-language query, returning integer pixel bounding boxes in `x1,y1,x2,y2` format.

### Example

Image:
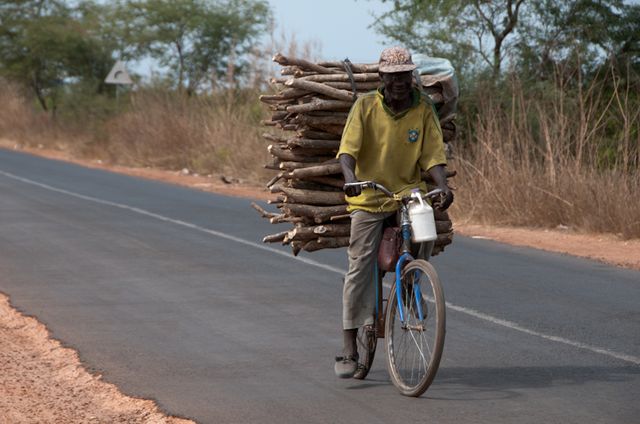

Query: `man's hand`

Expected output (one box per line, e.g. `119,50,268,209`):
339,154,361,197
426,165,454,210
343,182,362,197
433,186,454,210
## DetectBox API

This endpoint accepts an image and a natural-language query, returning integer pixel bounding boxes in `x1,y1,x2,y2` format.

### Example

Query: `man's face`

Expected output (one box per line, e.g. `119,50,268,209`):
380,71,413,102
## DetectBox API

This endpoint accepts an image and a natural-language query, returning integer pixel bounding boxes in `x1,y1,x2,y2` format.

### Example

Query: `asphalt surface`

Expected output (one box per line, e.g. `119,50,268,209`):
1,148,639,424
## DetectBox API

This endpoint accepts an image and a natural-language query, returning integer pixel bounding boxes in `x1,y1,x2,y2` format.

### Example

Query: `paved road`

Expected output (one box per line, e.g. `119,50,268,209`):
1,148,638,424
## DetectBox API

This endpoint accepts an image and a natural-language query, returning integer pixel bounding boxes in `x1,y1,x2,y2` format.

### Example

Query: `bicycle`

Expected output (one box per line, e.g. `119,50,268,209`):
344,181,446,397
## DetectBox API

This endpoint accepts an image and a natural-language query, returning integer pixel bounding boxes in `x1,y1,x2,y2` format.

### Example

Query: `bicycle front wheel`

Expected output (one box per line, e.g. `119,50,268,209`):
385,259,446,397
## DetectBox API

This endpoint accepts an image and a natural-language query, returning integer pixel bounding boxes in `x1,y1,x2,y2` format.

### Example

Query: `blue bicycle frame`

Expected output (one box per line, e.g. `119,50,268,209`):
392,202,425,323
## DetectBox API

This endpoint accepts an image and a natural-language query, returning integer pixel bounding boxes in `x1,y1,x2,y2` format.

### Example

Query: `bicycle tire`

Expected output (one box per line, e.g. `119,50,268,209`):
353,323,377,380
385,259,446,397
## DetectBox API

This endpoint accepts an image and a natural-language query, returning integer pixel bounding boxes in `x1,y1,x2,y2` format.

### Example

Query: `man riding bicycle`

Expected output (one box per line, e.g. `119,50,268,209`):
335,46,453,378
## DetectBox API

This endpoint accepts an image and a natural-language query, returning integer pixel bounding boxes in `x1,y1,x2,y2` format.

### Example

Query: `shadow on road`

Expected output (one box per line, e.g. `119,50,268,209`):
344,365,638,401
427,365,639,401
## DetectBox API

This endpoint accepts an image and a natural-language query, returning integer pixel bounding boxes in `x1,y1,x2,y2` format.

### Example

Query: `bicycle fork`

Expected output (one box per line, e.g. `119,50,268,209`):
394,209,426,324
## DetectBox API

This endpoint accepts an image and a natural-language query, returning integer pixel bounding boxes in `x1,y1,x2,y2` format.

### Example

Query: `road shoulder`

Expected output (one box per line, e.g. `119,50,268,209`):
0,293,194,424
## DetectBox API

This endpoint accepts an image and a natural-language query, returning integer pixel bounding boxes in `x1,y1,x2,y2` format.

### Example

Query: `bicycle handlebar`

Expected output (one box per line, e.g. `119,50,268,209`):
344,181,443,200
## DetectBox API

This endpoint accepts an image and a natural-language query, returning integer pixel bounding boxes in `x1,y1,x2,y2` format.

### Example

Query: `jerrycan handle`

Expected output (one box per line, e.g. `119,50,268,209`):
411,188,426,207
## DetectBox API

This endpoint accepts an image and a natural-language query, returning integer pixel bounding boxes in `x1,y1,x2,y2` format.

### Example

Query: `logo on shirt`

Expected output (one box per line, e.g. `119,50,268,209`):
407,128,420,143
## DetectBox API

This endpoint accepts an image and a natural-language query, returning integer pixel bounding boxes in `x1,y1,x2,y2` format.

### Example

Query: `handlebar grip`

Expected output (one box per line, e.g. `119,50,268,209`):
425,188,444,198
344,181,394,198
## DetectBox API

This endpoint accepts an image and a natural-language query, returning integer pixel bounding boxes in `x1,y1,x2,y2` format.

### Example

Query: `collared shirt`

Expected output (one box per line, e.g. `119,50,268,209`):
337,87,446,212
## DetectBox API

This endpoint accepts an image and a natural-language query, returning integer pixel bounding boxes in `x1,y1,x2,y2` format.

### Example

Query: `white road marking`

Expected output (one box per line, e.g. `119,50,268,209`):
2,169,639,366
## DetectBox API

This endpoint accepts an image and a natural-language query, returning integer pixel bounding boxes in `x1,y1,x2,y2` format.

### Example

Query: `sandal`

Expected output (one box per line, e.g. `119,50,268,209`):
334,353,359,379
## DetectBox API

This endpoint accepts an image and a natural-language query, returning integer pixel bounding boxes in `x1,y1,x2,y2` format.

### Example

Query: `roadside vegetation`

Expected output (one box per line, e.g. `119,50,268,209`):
0,0,638,238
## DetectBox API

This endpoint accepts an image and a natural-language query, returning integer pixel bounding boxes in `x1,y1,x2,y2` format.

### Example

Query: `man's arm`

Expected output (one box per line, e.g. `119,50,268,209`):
339,153,361,197
426,164,454,210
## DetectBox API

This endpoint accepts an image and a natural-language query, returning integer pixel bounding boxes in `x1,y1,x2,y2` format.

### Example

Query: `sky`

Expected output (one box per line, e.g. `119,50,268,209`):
127,0,394,78
265,0,392,63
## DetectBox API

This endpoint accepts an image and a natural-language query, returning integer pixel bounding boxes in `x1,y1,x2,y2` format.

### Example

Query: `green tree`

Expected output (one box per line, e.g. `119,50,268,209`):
516,0,640,80
372,0,525,78
122,0,272,93
0,0,117,111
372,0,639,79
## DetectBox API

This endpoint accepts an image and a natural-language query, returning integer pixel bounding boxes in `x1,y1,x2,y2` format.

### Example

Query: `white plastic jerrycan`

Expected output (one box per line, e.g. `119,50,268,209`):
408,189,437,243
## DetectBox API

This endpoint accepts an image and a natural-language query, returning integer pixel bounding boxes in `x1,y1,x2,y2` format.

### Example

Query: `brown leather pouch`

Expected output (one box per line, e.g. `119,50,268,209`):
378,226,400,272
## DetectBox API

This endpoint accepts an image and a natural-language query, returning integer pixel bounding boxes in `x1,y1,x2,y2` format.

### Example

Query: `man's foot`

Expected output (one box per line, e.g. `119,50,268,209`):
334,354,359,378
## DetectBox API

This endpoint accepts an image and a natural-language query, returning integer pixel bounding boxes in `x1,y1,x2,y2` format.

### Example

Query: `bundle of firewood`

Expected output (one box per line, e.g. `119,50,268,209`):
253,53,457,256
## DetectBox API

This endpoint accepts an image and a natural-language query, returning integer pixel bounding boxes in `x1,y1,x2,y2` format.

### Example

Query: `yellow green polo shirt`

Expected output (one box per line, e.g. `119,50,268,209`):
337,87,447,212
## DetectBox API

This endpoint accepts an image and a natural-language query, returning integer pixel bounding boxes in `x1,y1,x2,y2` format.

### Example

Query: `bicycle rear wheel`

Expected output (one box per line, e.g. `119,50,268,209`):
385,259,445,397
353,323,377,380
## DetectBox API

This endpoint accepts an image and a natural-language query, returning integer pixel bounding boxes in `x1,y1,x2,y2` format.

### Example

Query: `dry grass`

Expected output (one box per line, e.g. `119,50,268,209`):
105,89,272,182
0,82,272,183
0,83,60,146
451,71,640,239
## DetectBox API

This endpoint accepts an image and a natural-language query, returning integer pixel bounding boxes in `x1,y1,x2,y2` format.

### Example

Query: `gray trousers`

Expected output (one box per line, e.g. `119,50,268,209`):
342,210,433,329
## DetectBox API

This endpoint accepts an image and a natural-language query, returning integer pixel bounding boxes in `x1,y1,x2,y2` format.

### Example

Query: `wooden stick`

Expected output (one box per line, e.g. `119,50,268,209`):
303,237,350,252
313,223,350,235
302,123,345,135
259,87,309,103
265,172,284,188
262,133,286,143
436,220,453,233
267,195,285,204
269,215,306,224
324,81,381,91
434,208,450,221
290,162,342,179
297,129,341,140
286,224,351,242
291,241,303,256
280,65,301,75
287,138,341,150
274,186,346,205
264,161,281,170
251,202,278,218
293,114,348,126
268,144,332,163
284,78,356,102
281,204,348,222
288,179,342,192
262,231,288,243
289,145,339,156
317,61,379,73
442,128,455,143
301,73,380,83
303,176,344,189
434,232,454,245
286,99,353,114
330,213,351,221
272,53,336,74
279,160,337,171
